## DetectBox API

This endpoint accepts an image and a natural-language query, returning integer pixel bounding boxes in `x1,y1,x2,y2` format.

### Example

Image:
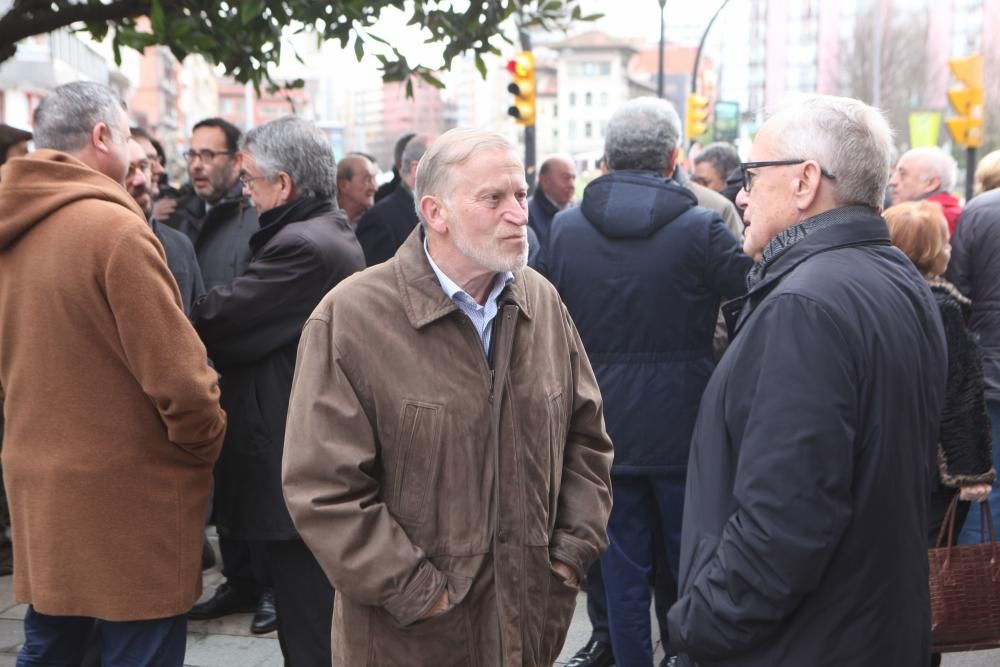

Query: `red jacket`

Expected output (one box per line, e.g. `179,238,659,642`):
928,191,963,236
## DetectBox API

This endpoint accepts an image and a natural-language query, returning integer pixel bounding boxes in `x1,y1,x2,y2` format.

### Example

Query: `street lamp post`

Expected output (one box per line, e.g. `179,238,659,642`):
657,0,666,98
691,0,733,94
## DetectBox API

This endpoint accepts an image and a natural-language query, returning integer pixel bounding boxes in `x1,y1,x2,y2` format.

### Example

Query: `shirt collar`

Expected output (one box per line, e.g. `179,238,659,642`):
423,237,514,306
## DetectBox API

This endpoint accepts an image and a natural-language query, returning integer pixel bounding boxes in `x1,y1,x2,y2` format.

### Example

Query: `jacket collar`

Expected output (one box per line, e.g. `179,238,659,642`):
723,207,891,336
393,226,534,330
532,185,561,217
249,196,334,253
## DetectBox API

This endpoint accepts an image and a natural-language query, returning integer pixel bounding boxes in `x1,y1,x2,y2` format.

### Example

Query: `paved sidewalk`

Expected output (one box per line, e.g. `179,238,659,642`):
0,543,993,666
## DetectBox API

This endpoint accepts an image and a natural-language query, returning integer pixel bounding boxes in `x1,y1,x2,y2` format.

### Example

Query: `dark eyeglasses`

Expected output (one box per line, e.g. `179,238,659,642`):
183,149,234,163
740,159,836,193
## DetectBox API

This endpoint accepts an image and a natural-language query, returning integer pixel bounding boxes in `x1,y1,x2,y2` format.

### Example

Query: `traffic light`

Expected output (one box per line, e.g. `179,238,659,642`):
507,51,535,127
945,53,983,148
686,93,710,140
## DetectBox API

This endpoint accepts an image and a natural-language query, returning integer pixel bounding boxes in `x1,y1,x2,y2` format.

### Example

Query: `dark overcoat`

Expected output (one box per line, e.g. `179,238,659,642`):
192,197,365,539
667,209,947,666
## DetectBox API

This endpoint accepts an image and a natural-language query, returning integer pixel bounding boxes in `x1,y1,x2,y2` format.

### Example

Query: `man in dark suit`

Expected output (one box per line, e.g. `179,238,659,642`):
355,135,434,266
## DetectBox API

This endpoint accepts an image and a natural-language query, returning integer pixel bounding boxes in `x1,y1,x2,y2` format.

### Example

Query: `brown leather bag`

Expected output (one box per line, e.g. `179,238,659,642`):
929,496,1000,651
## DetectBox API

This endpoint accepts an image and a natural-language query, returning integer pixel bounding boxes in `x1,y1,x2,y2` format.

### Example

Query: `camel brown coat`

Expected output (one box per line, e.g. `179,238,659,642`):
0,151,226,620
283,230,614,666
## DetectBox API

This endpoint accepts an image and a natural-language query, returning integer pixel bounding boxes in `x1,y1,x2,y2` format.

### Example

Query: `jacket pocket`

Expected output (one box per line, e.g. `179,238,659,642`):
547,390,566,536
390,401,444,524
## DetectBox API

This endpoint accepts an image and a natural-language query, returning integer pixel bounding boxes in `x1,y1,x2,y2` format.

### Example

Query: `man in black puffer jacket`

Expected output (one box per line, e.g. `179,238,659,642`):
191,116,365,666
547,97,752,667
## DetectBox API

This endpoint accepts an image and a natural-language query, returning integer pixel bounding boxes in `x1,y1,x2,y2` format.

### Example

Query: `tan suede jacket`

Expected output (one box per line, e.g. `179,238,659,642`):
283,229,613,666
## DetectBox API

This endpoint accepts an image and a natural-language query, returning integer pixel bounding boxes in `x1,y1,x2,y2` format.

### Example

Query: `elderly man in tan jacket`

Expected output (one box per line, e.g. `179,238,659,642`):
0,82,225,665
283,128,614,666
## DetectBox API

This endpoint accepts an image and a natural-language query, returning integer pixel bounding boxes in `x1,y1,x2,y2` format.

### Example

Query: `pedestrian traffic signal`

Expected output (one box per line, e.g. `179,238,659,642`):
507,51,535,127
945,54,983,148
687,94,710,140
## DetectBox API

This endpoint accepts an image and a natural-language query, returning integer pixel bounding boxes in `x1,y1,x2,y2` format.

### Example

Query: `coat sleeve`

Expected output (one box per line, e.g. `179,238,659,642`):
104,224,226,463
938,299,996,486
667,294,857,660
191,234,329,366
706,216,753,300
282,313,448,627
946,209,974,297
548,304,614,580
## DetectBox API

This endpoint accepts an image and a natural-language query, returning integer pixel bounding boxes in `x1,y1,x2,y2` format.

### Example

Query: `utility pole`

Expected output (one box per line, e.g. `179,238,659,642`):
657,0,666,98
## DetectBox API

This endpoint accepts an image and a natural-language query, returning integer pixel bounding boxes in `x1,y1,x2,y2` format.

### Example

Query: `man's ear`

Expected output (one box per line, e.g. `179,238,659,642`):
794,161,823,210
925,173,942,193
278,172,296,204
663,147,680,177
420,195,447,235
91,122,112,154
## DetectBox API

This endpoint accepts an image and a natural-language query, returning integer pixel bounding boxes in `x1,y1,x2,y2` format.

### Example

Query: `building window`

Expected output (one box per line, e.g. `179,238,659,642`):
599,92,608,107
569,92,576,107
569,121,577,139
585,122,592,138
569,61,612,76
585,92,592,106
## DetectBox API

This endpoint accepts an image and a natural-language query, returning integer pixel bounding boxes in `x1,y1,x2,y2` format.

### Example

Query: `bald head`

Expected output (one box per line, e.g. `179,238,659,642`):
336,154,377,221
538,156,576,208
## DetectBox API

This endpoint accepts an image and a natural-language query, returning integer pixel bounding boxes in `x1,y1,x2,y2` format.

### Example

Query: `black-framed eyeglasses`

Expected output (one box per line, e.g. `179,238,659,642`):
739,159,837,193
183,149,234,163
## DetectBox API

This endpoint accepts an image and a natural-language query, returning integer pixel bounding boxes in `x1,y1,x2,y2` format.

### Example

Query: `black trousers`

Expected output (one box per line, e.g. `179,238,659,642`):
266,539,335,667
219,536,270,595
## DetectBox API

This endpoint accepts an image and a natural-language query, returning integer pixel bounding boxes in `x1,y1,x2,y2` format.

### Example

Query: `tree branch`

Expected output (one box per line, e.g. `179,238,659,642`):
0,0,148,64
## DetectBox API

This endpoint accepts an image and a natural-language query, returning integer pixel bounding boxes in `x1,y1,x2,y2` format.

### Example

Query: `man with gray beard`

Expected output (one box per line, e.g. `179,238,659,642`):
282,128,613,665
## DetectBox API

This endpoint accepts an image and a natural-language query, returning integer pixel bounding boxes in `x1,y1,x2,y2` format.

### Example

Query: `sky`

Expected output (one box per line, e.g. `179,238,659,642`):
281,1,743,80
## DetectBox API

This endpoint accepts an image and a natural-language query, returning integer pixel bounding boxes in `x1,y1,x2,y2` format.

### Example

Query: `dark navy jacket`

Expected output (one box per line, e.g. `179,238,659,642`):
355,184,419,266
528,187,560,256
947,188,1000,401
667,210,947,666
153,220,205,315
546,171,751,475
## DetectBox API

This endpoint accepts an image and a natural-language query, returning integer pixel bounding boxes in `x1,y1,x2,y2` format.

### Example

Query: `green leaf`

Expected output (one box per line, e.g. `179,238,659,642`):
150,0,166,36
241,0,264,25
353,35,364,61
474,54,487,78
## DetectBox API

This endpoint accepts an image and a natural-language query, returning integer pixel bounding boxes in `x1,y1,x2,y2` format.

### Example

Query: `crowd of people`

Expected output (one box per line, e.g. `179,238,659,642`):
0,79,998,667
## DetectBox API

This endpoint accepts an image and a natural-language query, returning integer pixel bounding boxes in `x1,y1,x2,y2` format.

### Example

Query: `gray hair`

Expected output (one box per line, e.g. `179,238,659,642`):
401,134,433,174
767,94,894,209
242,116,336,199
694,142,740,179
33,81,126,153
414,128,518,225
904,146,958,193
604,97,681,172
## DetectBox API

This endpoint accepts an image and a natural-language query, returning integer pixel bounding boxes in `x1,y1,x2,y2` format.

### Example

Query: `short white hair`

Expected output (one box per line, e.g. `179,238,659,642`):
766,94,894,209
902,146,958,193
413,128,518,225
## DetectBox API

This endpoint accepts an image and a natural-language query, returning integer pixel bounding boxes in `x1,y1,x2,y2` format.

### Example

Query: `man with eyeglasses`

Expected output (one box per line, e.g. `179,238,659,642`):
666,94,948,666
168,118,259,292
168,118,274,636
191,116,364,665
